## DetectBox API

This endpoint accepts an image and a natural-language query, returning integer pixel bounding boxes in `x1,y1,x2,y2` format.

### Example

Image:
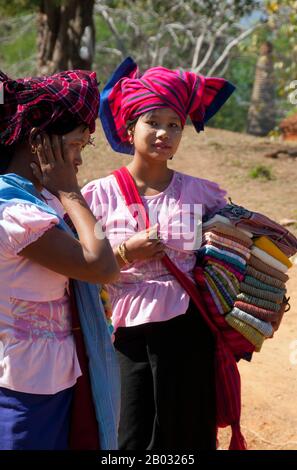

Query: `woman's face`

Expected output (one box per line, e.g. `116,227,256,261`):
131,108,183,162
62,125,91,174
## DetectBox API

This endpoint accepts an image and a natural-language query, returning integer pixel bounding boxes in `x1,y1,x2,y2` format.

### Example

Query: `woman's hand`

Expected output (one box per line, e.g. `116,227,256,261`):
124,224,165,262
30,130,80,197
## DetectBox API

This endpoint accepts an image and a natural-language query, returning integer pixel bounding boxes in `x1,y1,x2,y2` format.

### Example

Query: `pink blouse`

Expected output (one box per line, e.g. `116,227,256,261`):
0,189,81,394
82,171,227,332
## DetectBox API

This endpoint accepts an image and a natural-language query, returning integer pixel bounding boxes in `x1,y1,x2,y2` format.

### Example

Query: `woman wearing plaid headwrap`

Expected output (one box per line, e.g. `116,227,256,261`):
82,57,236,450
0,70,120,449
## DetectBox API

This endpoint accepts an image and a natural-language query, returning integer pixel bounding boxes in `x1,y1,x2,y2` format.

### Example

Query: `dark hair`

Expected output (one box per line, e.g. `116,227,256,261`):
0,143,17,174
126,117,139,132
0,114,86,174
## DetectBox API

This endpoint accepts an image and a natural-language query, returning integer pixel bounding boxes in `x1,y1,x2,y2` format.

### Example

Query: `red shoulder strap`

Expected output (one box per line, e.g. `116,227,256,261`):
112,167,217,335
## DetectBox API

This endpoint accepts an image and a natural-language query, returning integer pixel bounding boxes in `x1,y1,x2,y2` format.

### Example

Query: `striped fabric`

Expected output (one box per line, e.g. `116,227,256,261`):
198,218,293,354
251,246,289,273
0,70,99,146
229,307,273,338
217,203,297,258
99,57,235,154
240,281,284,303
253,236,293,268
249,255,289,282
246,265,286,289
234,300,282,323
225,315,265,352
237,293,281,312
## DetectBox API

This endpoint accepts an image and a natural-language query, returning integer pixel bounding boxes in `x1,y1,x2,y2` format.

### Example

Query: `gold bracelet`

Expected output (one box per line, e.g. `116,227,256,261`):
117,241,131,264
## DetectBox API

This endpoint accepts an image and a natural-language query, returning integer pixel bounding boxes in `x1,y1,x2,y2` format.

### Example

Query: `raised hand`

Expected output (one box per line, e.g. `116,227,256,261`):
124,224,165,262
30,130,80,197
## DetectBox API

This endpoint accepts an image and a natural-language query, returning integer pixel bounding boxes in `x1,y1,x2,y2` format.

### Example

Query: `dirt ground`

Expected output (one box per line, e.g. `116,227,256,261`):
78,124,297,450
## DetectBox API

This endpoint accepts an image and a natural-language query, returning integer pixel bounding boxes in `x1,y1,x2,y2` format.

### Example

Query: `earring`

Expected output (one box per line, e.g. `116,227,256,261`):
128,135,134,144
31,145,37,155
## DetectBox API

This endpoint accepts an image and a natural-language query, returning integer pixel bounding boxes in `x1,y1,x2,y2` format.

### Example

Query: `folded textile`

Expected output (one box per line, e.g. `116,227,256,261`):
240,281,284,304
229,307,273,338
217,203,297,258
204,222,253,244
205,266,236,305
205,272,231,313
210,264,240,297
244,275,286,295
225,314,265,352
246,265,286,290
237,293,281,312
249,254,289,282
251,246,289,273
203,214,253,237
204,229,253,248
205,241,250,261
203,257,245,281
234,300,283,322
199,247,247,272
205,278,225,315
203,243,248,264
253,236,292,268
203,233,251,257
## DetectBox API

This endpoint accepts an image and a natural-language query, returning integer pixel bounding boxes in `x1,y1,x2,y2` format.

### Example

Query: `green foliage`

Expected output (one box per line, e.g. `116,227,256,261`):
249,164,273,180
209,44,257,132
0,0,40,16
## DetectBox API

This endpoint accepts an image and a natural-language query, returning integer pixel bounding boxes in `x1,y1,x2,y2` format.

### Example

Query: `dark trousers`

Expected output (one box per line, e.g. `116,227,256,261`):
114,302,217,450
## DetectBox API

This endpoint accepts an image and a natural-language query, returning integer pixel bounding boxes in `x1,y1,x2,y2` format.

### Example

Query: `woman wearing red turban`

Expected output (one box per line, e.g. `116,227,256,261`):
82,57,236,450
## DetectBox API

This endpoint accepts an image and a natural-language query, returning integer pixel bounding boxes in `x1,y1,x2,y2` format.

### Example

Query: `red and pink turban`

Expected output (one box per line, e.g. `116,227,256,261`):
0,69,100,147
100,57,235,154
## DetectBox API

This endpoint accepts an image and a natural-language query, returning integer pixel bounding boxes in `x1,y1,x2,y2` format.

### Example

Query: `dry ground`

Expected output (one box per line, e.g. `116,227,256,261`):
78,124,297,450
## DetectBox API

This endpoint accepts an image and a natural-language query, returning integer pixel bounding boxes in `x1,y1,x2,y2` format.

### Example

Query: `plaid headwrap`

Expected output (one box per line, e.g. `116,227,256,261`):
0,69,100,146
100,57,235,154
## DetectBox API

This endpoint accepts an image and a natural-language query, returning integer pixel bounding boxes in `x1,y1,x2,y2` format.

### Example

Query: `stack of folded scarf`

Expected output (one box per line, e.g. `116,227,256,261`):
198,204,296,353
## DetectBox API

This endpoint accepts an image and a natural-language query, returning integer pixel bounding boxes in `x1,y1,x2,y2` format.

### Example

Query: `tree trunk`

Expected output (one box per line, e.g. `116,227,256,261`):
37,0,95,75
247,42,276,136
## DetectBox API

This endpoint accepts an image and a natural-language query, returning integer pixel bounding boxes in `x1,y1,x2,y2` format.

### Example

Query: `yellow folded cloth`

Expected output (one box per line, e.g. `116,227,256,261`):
253,236,292,269
225,314,265,352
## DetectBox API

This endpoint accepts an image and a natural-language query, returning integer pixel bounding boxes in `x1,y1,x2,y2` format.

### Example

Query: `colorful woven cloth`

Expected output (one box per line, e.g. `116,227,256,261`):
244,275,286,295
236,293,281,312
234,301,282,323
204,230,253,249
225,314,265,352
253,236,292,268
229,307,273,338
203,256,245,281
251,247,289,274
203,233,252,257
240,281,284,304
200,246,247,271
199,217,292,355
0,70,100,146
203,222,253,246
99,57,235,154
249,255,289,282
217,203,297,258
203,215,253,238
246,265,286,290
